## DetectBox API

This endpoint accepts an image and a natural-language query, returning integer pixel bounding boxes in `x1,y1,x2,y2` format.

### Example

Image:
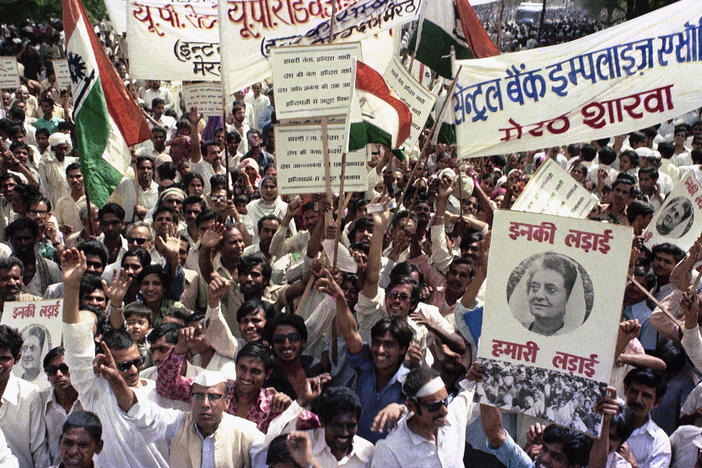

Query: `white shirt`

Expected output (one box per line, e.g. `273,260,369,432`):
190,159,230,195
607,451,633,468
681,381,702,426
371,382,477,468
0,428,18,468
109,177,159,223
0,373,49,468
63,320,170,467
35,387,83,464
307,428,374,467
669,424,701,468
144,87,176,111
626,416,671,468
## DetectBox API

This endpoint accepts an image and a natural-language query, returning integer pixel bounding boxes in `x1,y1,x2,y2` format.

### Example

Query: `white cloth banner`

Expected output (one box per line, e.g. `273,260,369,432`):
511,159,599,218
127,0,219,81
105,0,128,34
453,0,702,158
476,210,632,436
643,170,702,251
218,0,423,97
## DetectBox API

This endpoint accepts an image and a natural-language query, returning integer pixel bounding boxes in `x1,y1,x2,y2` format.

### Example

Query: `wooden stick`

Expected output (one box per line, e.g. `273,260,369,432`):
222,98,231,198
693,267,702,291
628,276,678,323
329,0,338,44
332,152,347,269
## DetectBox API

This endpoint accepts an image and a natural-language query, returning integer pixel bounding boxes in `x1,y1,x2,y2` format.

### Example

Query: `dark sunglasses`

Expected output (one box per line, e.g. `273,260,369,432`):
272,332,301,344
116,357,144,372
45,363,69,376
417,397,449,412
127,237,148,245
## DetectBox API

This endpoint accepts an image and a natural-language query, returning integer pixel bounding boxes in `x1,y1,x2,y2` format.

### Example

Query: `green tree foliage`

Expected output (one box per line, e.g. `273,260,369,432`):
0,0,107,25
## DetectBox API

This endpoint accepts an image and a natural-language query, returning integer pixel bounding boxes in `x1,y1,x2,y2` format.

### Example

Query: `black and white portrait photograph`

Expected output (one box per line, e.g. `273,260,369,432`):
654,196,694,238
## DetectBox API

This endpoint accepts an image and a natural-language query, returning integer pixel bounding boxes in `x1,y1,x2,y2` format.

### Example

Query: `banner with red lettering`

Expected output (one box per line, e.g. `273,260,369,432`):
452,0,702,158
218,0,424,97
127,0,219,81
2,299,63,387
643,171,702,252
475,211,632,436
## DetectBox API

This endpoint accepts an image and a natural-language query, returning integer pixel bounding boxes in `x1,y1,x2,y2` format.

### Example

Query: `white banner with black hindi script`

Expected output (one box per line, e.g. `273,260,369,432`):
218,0,423,98
476,210,632,436
643,170,702,252
1,299,63,388
0,57,20,89
127,0,219,81
511,159,599,218
453,0,702,158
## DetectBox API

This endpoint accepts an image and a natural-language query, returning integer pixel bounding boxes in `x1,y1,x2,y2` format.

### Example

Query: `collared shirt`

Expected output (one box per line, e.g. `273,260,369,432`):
623,300,657,351
371,382,477,467
155,349,320,433
96,233,129,265
348,344,409,443
63,320,170,467
36,387,84,464
484,432,534,468
307,428,374,468
670,424,702,468
0,373,49,468
109,177,159,223
626,416,671,468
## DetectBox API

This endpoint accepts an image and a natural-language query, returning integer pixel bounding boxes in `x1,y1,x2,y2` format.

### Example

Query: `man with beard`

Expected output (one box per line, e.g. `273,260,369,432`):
243,129,274,171
0,256,40,313
96,203,128,265
54,162,85,237
109,155,159,223
623,368,671,468
6,218,61,296
35,346,84,464
243,214,280,262
38,132,77,207
228,101,250,154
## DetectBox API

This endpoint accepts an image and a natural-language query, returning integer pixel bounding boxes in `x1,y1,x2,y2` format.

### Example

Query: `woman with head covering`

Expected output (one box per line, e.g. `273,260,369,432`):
242,175,296,245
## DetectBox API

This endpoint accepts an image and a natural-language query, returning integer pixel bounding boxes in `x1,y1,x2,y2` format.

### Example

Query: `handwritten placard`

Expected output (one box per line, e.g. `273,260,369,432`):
52,59,72,90
275,122,368,194
182,82,223,117
271,43,361,120
0,57,20,89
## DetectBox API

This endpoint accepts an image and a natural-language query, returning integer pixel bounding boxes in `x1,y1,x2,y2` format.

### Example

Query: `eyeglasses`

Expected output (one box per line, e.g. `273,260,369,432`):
127,237,148,245
416,397,449,412
212,195,226,202
45,363,69,375
28,209,49,216
191,392,225,402
272,332,301,344
115,357,144,372
386,290,411,303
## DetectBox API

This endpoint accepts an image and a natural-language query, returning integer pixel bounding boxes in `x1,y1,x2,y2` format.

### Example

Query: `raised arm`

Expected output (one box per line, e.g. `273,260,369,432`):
105,267,131,330
198,222,225,284
188,107,203,163
204,276,239,360
362,207,390,300
316,269,363,354
61,248,87,325
94,342,137,412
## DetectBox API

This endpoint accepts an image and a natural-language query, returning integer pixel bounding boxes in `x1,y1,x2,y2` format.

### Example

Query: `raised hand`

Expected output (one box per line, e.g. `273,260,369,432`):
268,388,293,414
315,268,345,301
466,361,485,382
94,341,122,384
103,268,131,307
286,432,316,467
207,276,231,308
405,342,422,368
175,326,199,354
371,402,406,433
61,248,87,288
201,222,225,249
156,223,181,261
681,287,701,329
297,373,331,407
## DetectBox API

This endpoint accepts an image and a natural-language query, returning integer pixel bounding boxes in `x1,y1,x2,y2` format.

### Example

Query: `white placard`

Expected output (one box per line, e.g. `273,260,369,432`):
475,210,632,436
271,43,361,120
383,55,436,151
182,82,222,117
2,299,63,388
0,57,20,89
127,0,220,81
52,59,72,90
275,123,368,194
453,0,702,158
511,159,599,218
643,171,702,251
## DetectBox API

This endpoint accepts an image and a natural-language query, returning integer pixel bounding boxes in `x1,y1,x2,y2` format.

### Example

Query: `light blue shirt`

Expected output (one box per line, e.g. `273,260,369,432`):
484,432,535,468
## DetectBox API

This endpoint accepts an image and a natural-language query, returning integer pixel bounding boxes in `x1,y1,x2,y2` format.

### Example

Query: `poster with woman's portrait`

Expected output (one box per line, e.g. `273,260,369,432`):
1,299,63,388
476,211,632,437
643,171,702,252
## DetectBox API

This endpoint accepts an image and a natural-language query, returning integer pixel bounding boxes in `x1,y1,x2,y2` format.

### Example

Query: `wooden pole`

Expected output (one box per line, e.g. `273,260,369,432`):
332,152,347,269
497,0,505,50
222,98,231,198
82,180,95,237
329,0,338,44
628,276,678,323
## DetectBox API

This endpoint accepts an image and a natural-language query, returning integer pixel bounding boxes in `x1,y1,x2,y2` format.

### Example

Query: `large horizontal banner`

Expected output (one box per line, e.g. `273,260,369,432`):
219,0,423,97
453,0,702,158
127,0,219,81
476,210,632,436
643,171,702,251
511,159,599,218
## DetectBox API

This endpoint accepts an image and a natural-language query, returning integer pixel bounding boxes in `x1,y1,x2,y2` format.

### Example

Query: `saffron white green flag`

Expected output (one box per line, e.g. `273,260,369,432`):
346,60,412,156
63,0,151,207
409,0,499,78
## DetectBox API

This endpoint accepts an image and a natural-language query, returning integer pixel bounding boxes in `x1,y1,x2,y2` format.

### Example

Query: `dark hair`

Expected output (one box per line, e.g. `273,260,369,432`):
257,214,281,232
236,341,275,371
137,264,169,288
651,242,686,263
580,144,597,161
62,410,102,443
0,325,23,359
77,240,109,269
183,195,205,212
402,367,441,398
152,205,176,222
35,128,50,138
238,255,272,283
157,162,176,182
236,299,275,323
629,131,645,147
389,262,424,286
390,210,418,231
313,386,362,425
349,241,369,255
626,201,655,224
657,142,674,159
43,346,65,369
612,178,634,193
619,150,639,167
151,98,166,108
610,404,636,443
79,274,104,300
528,254,578,298
542,425,592,466
386,277,421,308
65,161,81,176
0,256,24,275
121,248,151,268
370,318,414,349
598,146,617,165
147,322,182,345
195,209,222,228
101,329,135,351
693,149,702,165
124,302,153,325
266,434,294,465
6,217,39,241
164,307,193,324
98,203,125,222
656,340,687,375
638,166,658,180
136,155,154,169
624,368,667,400
226,131,241,144
184,173,205,191
460,232,484,251
349,216,374,242
264,314,308,343
0,173,21,186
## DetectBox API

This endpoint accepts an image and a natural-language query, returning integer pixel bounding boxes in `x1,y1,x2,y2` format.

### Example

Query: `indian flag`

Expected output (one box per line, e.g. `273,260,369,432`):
346,60,412,154
63,0,151,207
409,0,499,78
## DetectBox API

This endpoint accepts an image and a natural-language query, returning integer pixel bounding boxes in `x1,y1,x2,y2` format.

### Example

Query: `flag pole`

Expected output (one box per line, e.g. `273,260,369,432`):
82,177,95,237
223,98,231,198
497,0,505,50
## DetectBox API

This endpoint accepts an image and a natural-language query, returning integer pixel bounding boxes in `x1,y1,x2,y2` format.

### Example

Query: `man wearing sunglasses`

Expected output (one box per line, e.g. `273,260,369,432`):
61,248,170,467
35,346,83,464
96,203,128,265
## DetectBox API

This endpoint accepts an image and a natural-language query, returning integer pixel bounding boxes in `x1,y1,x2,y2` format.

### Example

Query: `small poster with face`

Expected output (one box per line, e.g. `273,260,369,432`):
2,299,63,387
643,171,702,252
475,210,632,436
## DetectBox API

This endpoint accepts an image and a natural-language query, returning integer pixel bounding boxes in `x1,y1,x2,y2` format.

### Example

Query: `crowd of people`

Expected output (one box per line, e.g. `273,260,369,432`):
0,8,702,468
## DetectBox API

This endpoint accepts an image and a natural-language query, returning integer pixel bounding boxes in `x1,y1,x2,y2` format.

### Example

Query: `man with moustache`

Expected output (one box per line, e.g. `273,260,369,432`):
0,256,40,313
